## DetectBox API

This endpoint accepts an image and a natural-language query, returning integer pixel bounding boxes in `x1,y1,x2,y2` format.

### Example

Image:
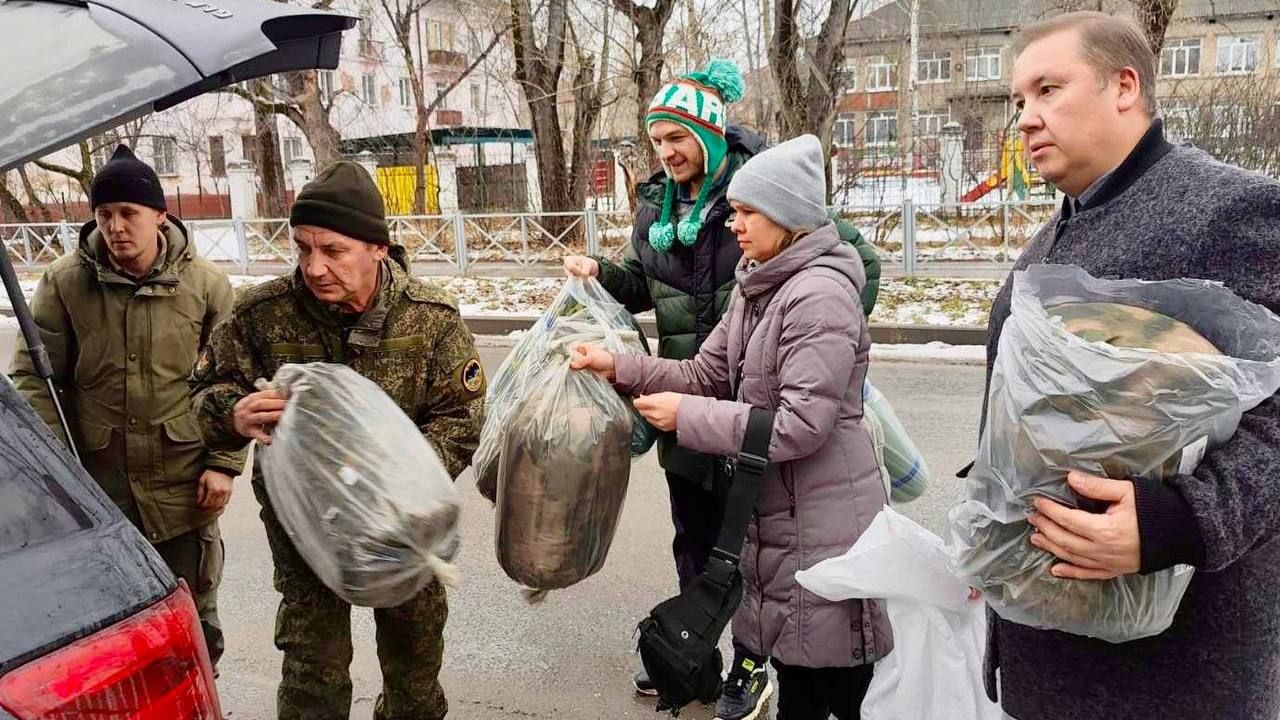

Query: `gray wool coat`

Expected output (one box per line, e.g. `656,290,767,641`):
614,222,894,668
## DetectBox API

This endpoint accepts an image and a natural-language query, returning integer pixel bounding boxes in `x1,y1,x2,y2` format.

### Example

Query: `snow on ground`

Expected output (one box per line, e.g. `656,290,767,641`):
20,273,1000,328
870,341,987,366
872,278,998,327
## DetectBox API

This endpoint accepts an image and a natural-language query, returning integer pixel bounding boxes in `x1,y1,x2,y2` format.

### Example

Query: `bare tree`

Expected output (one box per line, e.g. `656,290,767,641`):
17,168,53,222
1163,75,1280,176
0,172,31,223
769,0,857,200
612,0,676,172
511,0,612,220
379,0,511,213
33,119,151,204
1132,0,1178,55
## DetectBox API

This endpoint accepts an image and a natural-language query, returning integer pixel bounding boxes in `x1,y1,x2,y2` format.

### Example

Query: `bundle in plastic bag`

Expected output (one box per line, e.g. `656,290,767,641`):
258,363,461,608
863,380,929,503
950,264,1280,642
495,319,634,597
796,507,1003,720
474,277,655,501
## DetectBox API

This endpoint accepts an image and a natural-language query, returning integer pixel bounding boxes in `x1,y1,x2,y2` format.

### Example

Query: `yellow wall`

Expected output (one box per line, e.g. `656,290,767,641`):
376,165,440,215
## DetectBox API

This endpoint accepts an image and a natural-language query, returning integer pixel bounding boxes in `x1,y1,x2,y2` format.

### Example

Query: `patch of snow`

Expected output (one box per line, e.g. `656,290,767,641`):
870,341,987,366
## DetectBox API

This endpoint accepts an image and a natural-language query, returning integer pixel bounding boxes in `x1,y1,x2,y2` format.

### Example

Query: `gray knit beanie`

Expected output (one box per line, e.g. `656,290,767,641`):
727,134,828,231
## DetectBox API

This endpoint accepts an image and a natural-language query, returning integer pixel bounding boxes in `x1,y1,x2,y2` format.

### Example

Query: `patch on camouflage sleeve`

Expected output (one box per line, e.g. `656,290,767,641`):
461,357,484,393
194,348,213,379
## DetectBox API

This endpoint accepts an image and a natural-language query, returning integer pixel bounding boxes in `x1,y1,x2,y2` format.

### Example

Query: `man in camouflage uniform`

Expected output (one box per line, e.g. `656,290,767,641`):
189,161,485,720
12,145,242,667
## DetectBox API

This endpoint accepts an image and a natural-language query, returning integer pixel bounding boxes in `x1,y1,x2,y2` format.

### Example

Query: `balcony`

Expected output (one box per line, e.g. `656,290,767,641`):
358,37,384,60
434,109,464,126
428,49,468,68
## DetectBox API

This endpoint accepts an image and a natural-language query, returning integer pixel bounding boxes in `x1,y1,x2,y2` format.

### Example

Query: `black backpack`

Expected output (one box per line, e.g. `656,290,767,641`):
636,407,774,715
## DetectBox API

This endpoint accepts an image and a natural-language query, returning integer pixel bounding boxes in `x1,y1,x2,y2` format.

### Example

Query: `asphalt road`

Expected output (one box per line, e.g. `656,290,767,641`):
0,330,986,719
209,348,986,720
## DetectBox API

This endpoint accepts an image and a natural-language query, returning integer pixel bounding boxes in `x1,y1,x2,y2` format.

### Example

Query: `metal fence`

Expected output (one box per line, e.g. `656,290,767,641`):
3,201,1057,278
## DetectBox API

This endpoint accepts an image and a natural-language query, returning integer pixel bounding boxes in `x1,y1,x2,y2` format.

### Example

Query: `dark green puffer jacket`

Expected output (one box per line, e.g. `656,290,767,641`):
595,126,881,481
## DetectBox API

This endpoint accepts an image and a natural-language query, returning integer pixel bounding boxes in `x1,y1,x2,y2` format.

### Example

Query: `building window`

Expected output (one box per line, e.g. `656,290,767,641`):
965,46,1002,81
399,77,413,108
241,134,257,166
282,137,305,164
91,135,118,173
362,73,377,104
1216,35,1259,75
866,111,898,147
865,56,897,92
358,8,373,43
917,111,949,138
1160,38,1201,77
917,50,951,83
833,115,857,146
152,136,177,176
209,136,226,177
838,60,857,92
318,70,334,103
427,20,455,52
470,83,482,111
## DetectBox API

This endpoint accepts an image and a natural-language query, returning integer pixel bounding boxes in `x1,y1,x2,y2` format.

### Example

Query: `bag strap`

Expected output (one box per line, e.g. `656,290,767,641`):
705,407,774,585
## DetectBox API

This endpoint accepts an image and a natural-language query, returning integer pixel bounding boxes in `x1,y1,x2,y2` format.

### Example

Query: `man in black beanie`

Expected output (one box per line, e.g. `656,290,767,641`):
13,144,244,668
192,160,486,720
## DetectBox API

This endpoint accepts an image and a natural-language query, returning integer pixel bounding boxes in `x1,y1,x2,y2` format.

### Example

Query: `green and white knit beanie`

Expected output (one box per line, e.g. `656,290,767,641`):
644,59,744,252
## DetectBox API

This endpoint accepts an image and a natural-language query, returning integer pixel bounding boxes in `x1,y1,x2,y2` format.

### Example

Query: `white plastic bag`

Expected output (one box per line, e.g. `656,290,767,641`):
796,507,1002,720
259,363,461,608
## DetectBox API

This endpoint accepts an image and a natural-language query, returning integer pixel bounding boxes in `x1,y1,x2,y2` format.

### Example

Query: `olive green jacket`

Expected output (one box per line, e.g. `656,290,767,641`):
189,247,486,481
11,217,246,543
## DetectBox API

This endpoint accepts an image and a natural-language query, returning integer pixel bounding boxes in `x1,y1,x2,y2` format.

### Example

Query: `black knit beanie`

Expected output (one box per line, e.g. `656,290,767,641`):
289,161,389,246
90,145,167,211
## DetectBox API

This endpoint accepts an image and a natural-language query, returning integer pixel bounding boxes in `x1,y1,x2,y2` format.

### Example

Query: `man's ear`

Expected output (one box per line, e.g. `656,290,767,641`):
1114,66,1143,114
372,243,389,261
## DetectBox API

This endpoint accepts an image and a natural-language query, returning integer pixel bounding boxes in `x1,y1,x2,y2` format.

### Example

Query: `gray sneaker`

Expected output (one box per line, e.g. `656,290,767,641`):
714,666,773,720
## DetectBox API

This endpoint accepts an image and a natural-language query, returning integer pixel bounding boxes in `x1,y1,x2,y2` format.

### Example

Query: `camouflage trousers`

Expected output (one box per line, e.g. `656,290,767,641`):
252,479,448,720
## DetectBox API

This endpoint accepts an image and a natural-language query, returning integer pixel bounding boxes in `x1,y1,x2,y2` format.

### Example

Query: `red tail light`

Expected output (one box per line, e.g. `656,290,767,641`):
0,582,222,719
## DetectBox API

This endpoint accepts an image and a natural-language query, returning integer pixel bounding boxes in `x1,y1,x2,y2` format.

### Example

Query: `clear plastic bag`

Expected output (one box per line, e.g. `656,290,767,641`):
495,320,634,597
863,380,930,503
474,277,655,501
950,264,1280,642
796,507,1003,720
258,363,461,608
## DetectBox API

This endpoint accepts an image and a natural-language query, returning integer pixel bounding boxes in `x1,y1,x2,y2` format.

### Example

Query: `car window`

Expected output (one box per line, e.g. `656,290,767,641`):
0,1,198,171
0,377,100,554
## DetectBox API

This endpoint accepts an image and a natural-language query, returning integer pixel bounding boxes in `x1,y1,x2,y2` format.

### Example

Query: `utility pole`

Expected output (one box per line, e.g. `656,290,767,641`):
905,0,919,198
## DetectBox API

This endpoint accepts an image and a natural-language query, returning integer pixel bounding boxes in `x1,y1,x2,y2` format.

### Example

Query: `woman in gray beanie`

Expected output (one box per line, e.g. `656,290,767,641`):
573,134,890,720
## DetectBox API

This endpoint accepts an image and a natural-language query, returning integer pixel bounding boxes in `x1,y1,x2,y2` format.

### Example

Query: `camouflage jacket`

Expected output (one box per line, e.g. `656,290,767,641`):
189,250,486,479
11,217,245,543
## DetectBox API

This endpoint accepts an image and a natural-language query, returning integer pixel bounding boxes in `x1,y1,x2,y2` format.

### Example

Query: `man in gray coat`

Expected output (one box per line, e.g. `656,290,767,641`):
976,11,1280,720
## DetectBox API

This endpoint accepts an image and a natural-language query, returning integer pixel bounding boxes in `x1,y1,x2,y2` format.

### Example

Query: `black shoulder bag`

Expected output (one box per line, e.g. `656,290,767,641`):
636,406,774,715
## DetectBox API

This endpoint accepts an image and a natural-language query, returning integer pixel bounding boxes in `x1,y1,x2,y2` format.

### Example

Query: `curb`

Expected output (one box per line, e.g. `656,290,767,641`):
466,314,987,346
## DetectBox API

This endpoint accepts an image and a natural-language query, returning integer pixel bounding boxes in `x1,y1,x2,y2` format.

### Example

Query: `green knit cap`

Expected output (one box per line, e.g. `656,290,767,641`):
644,59,744,252
290,161,389,245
